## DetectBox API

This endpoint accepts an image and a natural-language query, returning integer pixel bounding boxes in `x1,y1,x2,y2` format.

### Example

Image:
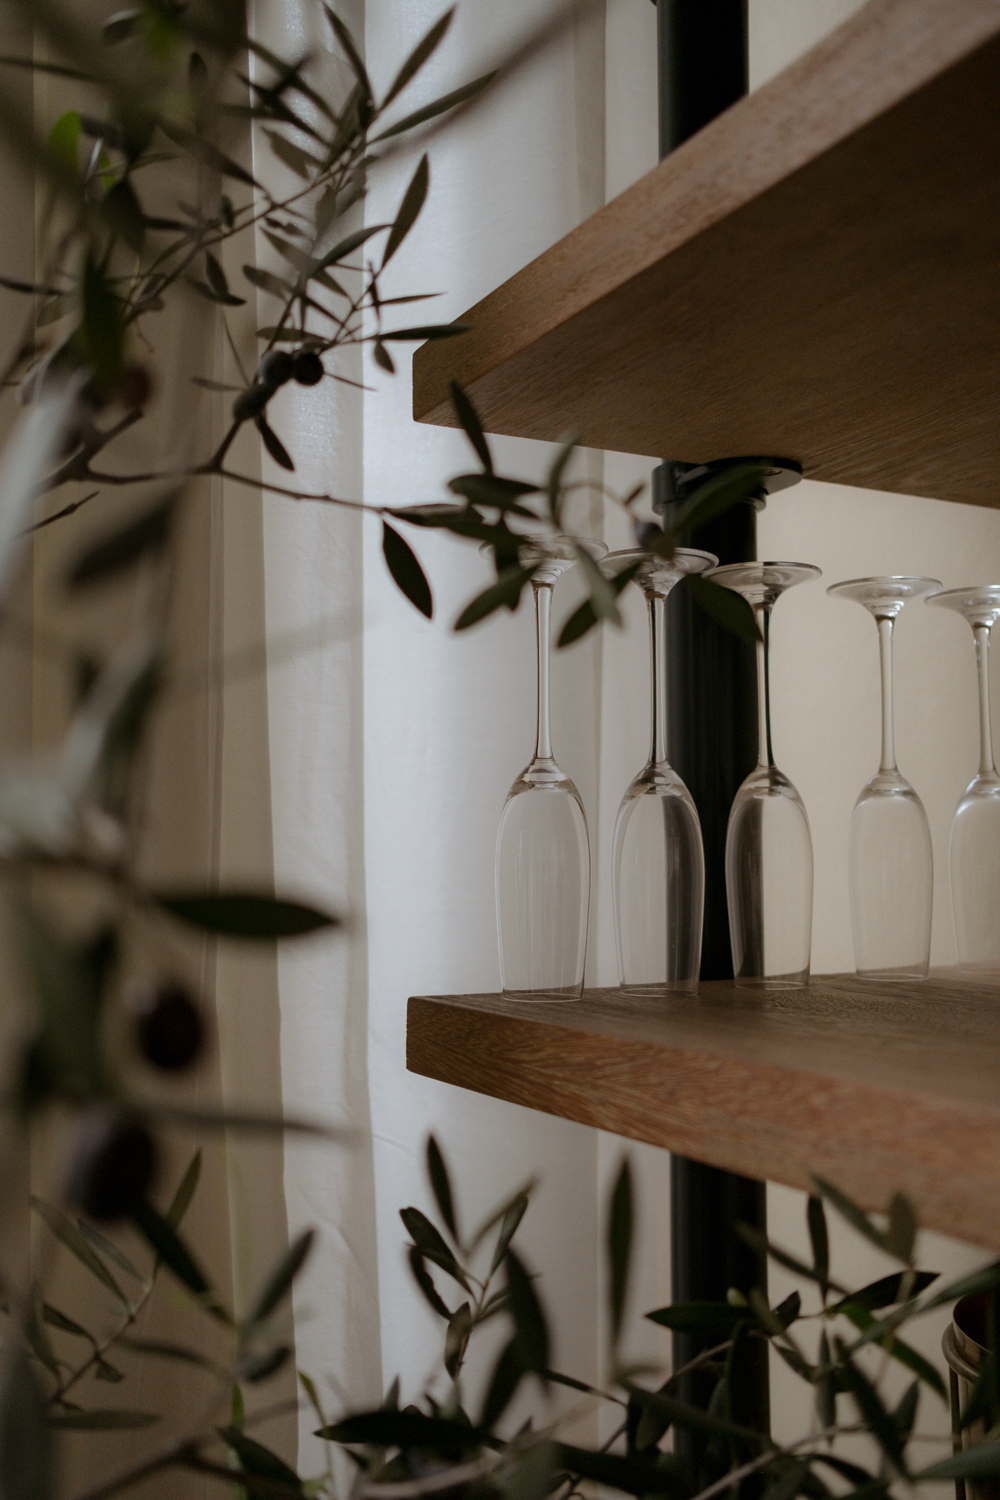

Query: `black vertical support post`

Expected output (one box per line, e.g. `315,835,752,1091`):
652,0,771,1450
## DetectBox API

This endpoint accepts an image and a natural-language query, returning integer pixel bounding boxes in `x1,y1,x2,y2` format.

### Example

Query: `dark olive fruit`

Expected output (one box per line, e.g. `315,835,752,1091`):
292,350,324,386
67,1111,158,1222
257,349,294,389
634,521,662,548
119,363,154,410
134,982,204,1071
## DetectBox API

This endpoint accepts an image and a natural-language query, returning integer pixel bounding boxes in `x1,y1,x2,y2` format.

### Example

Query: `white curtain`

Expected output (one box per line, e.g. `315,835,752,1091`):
252,0,1000,1473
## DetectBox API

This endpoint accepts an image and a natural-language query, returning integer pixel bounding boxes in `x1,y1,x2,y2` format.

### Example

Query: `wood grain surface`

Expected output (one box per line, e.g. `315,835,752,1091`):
407,974,1000,1248
412,0,1000,507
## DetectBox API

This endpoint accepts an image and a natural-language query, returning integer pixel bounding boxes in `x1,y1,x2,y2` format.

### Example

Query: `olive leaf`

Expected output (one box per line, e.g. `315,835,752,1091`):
382,522,433,618
247,1228,315,1326
608,1156,633,1348
383,9,454,108
156,892,338,938
382,153,429,267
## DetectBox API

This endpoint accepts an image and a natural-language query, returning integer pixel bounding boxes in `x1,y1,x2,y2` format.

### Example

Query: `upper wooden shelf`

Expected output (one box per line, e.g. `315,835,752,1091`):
407,975,1000,1250
412,0,1000,508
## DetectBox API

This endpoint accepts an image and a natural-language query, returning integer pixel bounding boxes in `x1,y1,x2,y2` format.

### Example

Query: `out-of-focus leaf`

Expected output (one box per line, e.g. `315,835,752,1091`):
102,179,144,251
131,1199,230,1323
47,1409,159,1429
318,1409,482,1451
479,1337,524,1432
257,416,295,472
807,1195,829,1297
666,462,769,540
382,523,432,619
774,1290,801,1327
448,474,536,508
204,252,232,300
839,1303,946,1398
884,1194,917,1264
25,1301,59,1378
918,1445,1000,1482
156,892,337,939
192,377,243,393
813,1455,871,1486
247,1229,315,1326
67,494,176,590
555,1442,688,1497
608,1157,633,1347
382,323,470,341
79,257,124,393
319,224,386,269
0,275,62,295
408,1246,451,1319
17,914,108,1101
627,1386,763,1446
749,1287,787,1338
687,575,760,641
186,277,247,307
817,1333,836,1432
31,1197,125,1303
840,1351,907,1470
830,1270,938,1315
455,564,537,631
546,432,576,523
322,6,371,99
47,111,80,173
400,1207,470,1290
920,1262,1000,1312
382,154,429,268
373,340,395,373
504,1439,556,1500
645,1301,747,1335
119,1336,213,1369
95,1360,125,1383
42,1304,94,1341
264,129,321,180
735,1222,846,1294
449,380,492,471
383,10,454,107
490,1193,528,1275
102,9,141,44
558,558,642,648
762,1457,811,1500
445,1301,472,1377
373,71,497,141
162,126,258,186
239,1345,291,1384
811,1178,889,1255
0,1345,52,1500
427,1137,457,1239
243,264,295,299
506,1249,549,1374
894,1380,919,1442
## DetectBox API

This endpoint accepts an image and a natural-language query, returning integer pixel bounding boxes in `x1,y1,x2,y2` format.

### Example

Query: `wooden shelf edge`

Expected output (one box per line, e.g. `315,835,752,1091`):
411,0,1000,506
406,977,1000,1249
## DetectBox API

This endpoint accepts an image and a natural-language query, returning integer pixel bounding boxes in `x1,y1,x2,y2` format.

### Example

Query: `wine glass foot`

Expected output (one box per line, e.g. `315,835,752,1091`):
733,971,809,989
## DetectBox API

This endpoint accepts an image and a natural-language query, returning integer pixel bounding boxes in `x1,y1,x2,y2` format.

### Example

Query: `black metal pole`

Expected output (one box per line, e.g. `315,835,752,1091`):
651,0,771,1450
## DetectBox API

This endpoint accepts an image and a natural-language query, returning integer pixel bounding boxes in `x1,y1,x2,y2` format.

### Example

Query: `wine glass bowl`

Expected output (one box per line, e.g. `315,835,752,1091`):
495,535,607,1000
828,576,939,979
710,561,821,986
927,584,1000,974
609,546,717,995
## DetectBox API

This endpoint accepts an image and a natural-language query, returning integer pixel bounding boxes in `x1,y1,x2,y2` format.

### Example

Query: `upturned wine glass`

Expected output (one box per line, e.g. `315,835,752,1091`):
828,577,939,979
495,536,607,1000
927,585,1000,973
710,562,821,986
608,546,717,995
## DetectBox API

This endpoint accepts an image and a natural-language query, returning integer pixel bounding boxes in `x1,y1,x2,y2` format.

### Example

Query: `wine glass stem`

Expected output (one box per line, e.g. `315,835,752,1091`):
755,604,774,769
533,581,554,762
877,615,897,773
648,595,668,765
974,623,995,776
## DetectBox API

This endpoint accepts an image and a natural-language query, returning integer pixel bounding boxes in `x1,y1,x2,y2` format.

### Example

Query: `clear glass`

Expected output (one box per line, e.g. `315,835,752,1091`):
609,547,717,995
927,585,1000,974
495,536,607,1000
711,562,821,986
827,577,939,979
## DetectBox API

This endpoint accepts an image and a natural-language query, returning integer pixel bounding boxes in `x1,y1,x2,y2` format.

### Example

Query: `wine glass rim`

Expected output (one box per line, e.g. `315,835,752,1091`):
711,560,822,575
477,533,609,560
827,574,942,595
926,583,1000,604
603,546,717,566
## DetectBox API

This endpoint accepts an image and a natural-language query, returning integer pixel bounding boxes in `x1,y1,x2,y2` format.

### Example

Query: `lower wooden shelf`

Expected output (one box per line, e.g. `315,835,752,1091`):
406,974,1000,1250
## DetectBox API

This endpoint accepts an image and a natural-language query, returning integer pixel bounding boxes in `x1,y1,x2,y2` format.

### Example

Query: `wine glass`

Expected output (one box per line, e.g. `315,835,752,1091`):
495,536,607,1000
927,585,1000,973
828,577,939,979
608,546,717,995
710,562,821,986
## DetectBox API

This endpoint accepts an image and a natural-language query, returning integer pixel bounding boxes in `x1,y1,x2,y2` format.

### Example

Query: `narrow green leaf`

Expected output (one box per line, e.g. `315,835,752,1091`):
426,1137,457,1239
67,495,175,591
813,1455,871,1486
817,1331,836,1431
383,154,428,267
447,473,537,507
0,274,63,295
449,380,492,471
454,564,537,631
165,1149,202,1230
920,1261,1000,1313
807,1195,829,1297
247,1229,315,1326
382,523,432,619
608,1157,633,1347
219,1426,303,1491
381,323,470,341
774,1290,801,1327
885,1194,917,1264
506,1249,549,1374
557,557,643,648
400,1207,470,1290
736,1222,845,1294
894,1380,919,1442
811,1177,889,1254
479,1337,525,1431
47,111,80,173
102,178,145,252
829,1270,938,1314
243,264,295,298
645,1301,746,1336
839,1304,946,1398
163,125,258,186
839,1351,907,1469
490,1193,528,1276
156,892,337,939
205,252,231,300
627,1385,764,1446
95,1360,125,1383
917,1443,1000,1482
372,72,497,141
554,1443,685,1498
131,1199,230,1323
257,416,296,472
383,10,454,107
444,1301,472,1378
322,6,372,99
687,575,760,641
318,1410,482,1450
79,256,125,393
373,340,395,373
31,1198,125,1304
47,1409,159,1430
119,1336,213,1368
408,1246,451,1319
319,224,386,269
265,129,320,180
666,463,769,540
42,1304,94,1341
763,1457,811,1500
